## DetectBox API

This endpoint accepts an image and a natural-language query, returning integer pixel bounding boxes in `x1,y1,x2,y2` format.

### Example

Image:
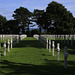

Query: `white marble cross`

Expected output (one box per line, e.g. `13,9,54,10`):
11,38,12,49
8,39,10,52
52,41,55,56
3,41,6,56
57,43,60,61
49,40,51,52
46,38,48,49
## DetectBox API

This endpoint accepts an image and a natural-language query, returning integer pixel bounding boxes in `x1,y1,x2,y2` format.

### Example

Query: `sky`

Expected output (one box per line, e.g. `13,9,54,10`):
0,0,75,20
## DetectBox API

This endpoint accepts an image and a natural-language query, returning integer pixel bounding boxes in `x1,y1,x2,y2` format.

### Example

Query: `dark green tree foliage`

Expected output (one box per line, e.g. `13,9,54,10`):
3,20,20,34
31,29,39,36
40,12,53,34
13,7,32,34
45,1,75,34
33,9,44,34
0,15,7,34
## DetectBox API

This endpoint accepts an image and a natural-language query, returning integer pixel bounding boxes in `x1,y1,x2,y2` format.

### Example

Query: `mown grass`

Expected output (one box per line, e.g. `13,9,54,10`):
0,37,75,75
0,38,12,48
0,37,12,43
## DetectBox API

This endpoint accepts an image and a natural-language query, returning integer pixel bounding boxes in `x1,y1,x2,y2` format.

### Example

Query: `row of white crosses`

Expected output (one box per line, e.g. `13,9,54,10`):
0,35,12,41
38,36,68,68
3,38,12,56
39,36,46,48
57,36,70,68
56,35,74,46
3,36,19,56
48,40,55,56
3,35,26,56
47,38,68,68
65,36,74,46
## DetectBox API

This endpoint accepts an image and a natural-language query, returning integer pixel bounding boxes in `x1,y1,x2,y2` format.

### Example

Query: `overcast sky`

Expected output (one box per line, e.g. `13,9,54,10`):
0,0,75,20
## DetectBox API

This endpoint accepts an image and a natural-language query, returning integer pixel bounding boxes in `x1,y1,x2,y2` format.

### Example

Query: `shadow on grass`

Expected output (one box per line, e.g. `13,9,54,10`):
14,40,44,49
68,49,75,55
1,51,3,56
1,49,9,56
0,60,75,75
53,39,75,55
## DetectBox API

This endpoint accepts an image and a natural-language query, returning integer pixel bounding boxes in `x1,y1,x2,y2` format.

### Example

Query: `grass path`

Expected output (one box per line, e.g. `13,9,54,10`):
0,37,75,75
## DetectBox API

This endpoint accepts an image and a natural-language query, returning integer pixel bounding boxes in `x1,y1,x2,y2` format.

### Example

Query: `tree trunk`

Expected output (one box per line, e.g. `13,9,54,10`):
28,24,29,34
39,26,41,35
22,25,25,34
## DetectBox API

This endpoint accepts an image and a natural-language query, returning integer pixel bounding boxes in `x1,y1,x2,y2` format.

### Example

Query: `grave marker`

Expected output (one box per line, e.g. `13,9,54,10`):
49,40,51,52
67,36,69,44
46,38,48,49
71,37,73,46
64,36,66,43
64,47,68,68
8,39,10,52
11,38,12,49
61,36,63,42
52,41,55,56
17,36,19,43
1,35,2,41
3,41,6,56
57,43,60,61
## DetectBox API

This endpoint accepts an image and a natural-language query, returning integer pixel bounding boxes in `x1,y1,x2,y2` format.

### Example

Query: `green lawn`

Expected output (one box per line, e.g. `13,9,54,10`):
0,37,75,75
0,37,12,43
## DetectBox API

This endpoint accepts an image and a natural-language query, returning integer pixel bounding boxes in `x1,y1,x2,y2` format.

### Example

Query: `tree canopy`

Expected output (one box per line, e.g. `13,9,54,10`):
3,20,20,34
44,1,75,34
33,9,44,34
13,7,32,34
0,15,7,34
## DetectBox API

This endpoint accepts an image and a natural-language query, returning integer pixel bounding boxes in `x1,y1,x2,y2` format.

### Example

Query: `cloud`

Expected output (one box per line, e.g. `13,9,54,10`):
0,8,14,20
0,8,13,15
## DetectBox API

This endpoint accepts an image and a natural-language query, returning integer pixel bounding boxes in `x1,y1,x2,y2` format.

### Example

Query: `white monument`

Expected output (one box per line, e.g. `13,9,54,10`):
3,41,6,56
52,41,55,56
57,43,60,61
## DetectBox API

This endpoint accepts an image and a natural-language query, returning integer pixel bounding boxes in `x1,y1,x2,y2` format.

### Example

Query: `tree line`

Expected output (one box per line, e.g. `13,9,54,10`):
0,1,75,35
